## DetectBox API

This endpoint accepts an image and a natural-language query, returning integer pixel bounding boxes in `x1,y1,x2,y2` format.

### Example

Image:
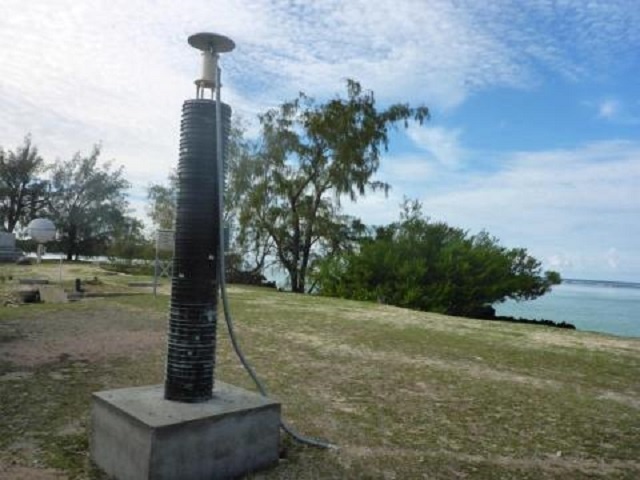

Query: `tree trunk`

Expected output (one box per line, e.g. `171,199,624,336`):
289,268,300,293
67,225,76,261
289,271,306,293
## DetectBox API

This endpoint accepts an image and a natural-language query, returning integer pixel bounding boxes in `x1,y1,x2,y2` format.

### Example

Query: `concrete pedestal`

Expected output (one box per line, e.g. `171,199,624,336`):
90,383,280,480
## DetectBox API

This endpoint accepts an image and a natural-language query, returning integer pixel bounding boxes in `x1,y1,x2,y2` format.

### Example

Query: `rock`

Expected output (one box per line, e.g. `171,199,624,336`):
38,286,68,304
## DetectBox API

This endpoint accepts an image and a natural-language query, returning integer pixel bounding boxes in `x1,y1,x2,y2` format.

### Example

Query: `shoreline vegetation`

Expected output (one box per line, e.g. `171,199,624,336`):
491,315,575,330
441,304,577,331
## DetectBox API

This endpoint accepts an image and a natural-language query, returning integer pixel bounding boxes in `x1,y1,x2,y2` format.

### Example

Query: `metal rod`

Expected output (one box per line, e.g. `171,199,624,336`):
154,234,158,297
215,65,224,302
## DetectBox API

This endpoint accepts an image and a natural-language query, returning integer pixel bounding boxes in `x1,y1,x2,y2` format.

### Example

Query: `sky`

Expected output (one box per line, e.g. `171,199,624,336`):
1,0,639,282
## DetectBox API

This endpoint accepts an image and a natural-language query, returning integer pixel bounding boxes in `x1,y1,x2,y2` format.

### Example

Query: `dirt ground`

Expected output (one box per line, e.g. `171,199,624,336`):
0,293,168,479
0,301,166,367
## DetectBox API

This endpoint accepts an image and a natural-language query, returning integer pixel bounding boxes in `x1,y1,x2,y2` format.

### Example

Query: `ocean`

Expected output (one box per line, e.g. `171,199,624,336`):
494,280,640,338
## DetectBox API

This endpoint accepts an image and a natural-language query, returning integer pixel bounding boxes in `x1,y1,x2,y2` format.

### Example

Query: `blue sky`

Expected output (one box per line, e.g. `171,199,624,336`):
1,0,639,281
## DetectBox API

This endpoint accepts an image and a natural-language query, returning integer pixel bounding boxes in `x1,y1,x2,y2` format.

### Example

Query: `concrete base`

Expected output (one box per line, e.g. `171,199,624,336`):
90,383,281,480
38,286,68,303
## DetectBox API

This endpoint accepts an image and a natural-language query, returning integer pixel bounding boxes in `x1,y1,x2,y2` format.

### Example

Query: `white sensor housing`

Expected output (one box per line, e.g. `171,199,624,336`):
188,32,235,99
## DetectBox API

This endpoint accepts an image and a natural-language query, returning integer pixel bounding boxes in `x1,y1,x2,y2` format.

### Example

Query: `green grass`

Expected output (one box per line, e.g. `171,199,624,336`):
0,272,639,479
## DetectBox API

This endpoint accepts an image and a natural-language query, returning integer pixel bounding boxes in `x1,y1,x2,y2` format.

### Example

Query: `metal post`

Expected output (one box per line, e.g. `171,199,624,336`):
153,235,159,297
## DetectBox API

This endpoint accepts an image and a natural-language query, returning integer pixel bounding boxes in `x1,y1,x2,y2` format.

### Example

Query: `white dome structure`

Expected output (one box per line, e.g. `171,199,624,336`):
27,218,56,243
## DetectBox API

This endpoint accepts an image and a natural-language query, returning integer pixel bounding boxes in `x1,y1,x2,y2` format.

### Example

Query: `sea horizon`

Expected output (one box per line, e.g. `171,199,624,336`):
495,279,640,338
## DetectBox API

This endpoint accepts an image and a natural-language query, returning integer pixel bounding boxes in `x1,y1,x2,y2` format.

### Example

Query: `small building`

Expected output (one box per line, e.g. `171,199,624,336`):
0,232,23,262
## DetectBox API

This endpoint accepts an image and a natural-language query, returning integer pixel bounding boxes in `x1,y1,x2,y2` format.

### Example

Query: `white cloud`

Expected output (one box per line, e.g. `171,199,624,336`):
406,126,466,168
605,247,621,269
423,141,639,224
589,97,640,124
598,99,621,120
547,253,574,270
343,189,404,227
379,154,436,184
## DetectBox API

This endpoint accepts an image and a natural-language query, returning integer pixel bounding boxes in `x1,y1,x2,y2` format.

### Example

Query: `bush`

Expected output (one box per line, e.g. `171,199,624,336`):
314,200,561,318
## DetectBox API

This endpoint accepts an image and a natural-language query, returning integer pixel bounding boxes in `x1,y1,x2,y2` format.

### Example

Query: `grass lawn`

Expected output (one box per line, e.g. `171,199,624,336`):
0,263,639,479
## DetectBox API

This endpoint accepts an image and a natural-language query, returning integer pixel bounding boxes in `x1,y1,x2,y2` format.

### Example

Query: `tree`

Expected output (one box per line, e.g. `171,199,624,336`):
315,200,561,317
225,129,274,276
236,80,429,292
147,171,178,230
0,136,48,232
107,216,152,265
46,146,131,260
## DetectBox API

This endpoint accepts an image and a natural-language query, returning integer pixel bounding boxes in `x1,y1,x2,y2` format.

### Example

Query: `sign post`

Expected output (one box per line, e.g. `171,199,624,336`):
154,229,175,296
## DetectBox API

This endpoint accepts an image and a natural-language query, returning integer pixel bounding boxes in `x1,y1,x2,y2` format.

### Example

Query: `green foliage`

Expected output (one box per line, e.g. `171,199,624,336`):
100,261,155,276
0,136,48,232
236,80,429,292
225,124,274,274
106,216,153,264
147,170,178,230
46,145,131,260
315,199,561,317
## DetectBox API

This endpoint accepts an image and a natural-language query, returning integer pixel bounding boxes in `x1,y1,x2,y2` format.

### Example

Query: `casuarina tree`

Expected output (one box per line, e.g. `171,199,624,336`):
47,146,131,260
0,136,48,232
235,80,429,292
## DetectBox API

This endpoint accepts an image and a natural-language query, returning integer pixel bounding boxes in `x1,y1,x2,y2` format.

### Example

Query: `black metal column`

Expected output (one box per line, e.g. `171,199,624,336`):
164,98,231,403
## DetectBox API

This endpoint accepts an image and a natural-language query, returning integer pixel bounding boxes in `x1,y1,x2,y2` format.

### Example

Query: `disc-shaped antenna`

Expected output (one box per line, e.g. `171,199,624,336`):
188,32,235,53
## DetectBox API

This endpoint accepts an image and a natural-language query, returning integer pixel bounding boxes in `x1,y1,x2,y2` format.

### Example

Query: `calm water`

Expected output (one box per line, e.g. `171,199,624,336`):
495,281,640,338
